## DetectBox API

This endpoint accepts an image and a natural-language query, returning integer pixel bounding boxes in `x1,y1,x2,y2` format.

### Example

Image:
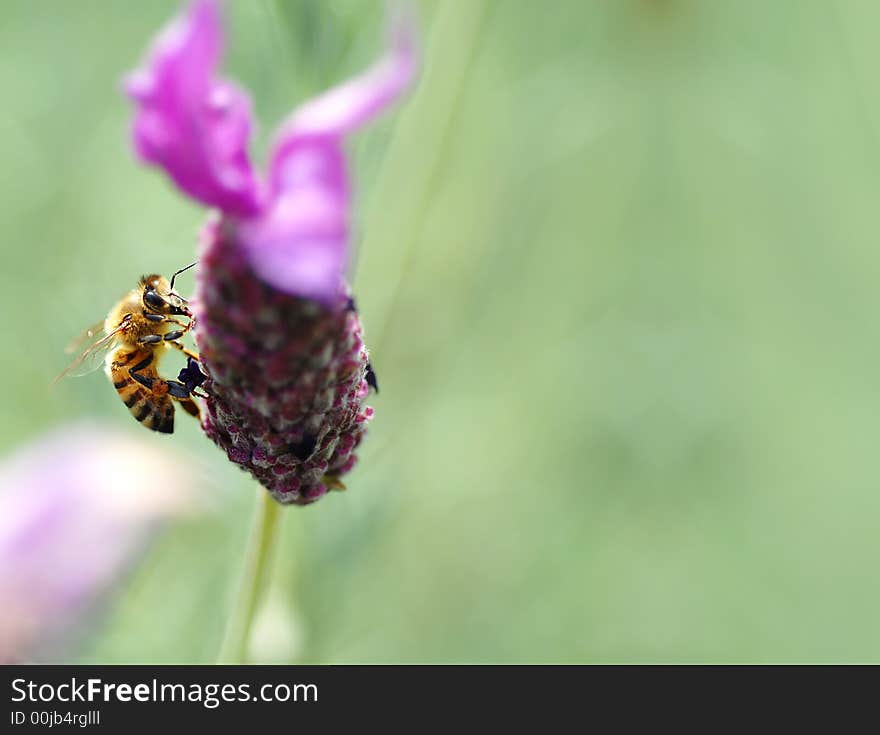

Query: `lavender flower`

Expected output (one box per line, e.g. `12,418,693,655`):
0,425,201,662
125,0,416,504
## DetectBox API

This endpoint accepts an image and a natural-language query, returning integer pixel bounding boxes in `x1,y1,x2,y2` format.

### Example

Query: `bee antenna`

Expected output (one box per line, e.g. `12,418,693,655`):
169,261,197,291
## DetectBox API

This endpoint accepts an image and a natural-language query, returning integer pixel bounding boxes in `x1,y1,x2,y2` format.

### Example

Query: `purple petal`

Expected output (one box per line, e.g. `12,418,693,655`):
125,0,262,216
240,14,418,302
237,142,349,303
268,14,418,173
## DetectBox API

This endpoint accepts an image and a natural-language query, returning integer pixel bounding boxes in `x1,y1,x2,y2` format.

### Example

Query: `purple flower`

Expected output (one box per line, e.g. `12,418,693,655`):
126,0,416,504
0,425,202,662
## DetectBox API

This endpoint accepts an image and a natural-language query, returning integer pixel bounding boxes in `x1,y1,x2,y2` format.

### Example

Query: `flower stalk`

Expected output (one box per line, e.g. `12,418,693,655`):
216,487,282,664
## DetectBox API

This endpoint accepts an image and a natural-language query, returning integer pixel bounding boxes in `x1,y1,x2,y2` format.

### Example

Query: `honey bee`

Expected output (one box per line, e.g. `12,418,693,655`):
56,263,206,433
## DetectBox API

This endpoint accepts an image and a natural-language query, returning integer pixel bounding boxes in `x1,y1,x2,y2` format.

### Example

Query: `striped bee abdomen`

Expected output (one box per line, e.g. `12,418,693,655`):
107,348,175,434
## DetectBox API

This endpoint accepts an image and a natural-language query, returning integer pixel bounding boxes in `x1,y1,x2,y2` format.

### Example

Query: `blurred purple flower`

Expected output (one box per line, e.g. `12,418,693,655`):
125,0,416,504
0,425,201,663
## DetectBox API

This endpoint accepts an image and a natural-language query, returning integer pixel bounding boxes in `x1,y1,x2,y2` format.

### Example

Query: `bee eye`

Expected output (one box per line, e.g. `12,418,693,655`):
144,291,166,310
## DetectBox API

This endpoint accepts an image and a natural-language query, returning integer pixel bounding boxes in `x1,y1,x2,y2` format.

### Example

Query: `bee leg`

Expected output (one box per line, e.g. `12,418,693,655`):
138,317,194,346
163,379,201,419
129,366,191,401
131,372,154,390
139,376,201,419
165,380,191,399
166,339,200,361
161,317,192,331
128,353,155,389
140,315,194,332
170,313,196,336
177,398,201,419
124,351,200,422
128,355,181,400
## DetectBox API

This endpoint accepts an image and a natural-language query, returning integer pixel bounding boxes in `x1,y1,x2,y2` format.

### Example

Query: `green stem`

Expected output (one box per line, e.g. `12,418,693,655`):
216,488,282,664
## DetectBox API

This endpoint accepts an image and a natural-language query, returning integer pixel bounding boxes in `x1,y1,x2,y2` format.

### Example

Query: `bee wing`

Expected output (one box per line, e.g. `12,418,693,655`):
53,321,127,384
64,320,107,354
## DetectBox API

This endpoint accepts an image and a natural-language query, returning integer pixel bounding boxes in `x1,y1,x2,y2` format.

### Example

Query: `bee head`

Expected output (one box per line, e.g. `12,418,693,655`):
140,274,191,317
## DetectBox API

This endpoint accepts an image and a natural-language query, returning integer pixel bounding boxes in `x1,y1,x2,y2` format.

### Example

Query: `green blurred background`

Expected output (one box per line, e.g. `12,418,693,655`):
3,0,880,662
